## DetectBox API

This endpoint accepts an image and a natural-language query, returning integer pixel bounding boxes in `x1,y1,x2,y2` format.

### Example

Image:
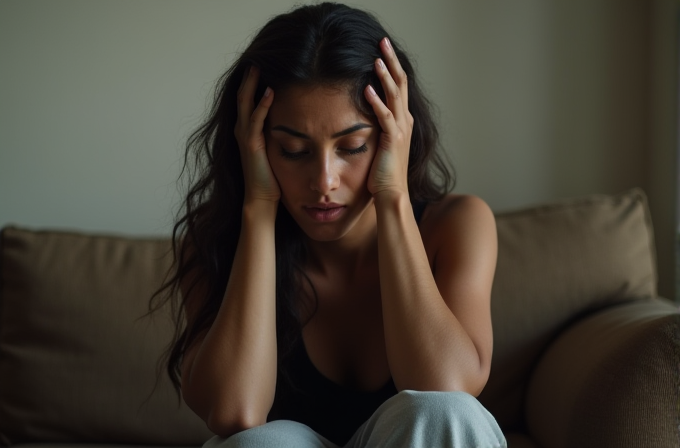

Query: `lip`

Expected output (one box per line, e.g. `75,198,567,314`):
303,203,346,222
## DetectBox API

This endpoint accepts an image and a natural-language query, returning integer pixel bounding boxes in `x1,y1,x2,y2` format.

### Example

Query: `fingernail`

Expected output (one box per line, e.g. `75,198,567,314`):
377,59,386,70
367,85,377,96
384,37,392,51
264,87,272,97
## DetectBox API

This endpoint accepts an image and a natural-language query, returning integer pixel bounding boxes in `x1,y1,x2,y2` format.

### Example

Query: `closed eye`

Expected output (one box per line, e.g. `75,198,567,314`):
280,144,368,160
342,144,368,155
280,147,309,160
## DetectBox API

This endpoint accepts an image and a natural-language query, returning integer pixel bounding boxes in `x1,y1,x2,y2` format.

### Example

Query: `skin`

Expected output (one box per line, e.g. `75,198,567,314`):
179,37,498,438
266,84,379,245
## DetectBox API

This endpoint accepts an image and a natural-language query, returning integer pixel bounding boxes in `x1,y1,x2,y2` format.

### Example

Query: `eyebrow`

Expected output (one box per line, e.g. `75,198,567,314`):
271,123,372,139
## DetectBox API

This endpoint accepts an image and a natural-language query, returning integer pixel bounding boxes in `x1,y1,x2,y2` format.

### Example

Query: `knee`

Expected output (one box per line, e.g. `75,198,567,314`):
349,392,507,448
383,390,506,444
387,389,482,419
203,420,320,448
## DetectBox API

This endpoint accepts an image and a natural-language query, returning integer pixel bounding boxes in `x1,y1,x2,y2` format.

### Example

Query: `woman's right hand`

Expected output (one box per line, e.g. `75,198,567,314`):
234,66,280,204
182,67,280,435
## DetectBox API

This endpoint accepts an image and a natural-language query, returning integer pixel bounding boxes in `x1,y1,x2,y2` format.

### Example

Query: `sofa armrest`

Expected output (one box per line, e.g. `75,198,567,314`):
525,298,680,448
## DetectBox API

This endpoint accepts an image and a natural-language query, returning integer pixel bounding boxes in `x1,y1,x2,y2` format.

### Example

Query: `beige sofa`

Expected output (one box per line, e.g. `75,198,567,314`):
1,189,678,448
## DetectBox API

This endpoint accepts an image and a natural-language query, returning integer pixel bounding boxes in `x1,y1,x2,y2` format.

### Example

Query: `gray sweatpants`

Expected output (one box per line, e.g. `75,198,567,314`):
204,390,507,448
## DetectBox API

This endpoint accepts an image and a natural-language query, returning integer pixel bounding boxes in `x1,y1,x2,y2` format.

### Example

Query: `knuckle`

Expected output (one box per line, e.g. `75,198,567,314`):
396,72,408,88
390,66,404,80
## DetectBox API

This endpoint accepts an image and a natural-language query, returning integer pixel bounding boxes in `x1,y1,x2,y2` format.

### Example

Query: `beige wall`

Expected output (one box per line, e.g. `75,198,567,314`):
1,0,677,298
648,0,679,302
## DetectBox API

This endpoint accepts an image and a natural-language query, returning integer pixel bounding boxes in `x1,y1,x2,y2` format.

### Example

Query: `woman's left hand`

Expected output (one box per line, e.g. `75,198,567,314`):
364,37,413,198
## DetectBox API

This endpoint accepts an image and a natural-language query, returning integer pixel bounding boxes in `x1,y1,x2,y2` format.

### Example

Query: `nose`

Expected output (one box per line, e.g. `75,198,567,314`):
309,151,340,194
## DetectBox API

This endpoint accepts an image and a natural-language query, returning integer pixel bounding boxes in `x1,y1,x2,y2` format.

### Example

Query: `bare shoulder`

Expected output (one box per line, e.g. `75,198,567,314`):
422,193,494,222
420,194,496,254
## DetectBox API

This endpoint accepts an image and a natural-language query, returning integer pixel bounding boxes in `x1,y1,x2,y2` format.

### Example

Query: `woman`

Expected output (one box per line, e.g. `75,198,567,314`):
154,3,505,447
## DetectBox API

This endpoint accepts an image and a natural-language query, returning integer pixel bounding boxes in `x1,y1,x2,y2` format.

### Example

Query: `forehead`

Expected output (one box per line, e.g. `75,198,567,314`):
267,84,370,135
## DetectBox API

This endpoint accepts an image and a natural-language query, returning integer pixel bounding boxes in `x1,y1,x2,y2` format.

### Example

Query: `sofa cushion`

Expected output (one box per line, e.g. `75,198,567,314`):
526,299,680,448
0,228,211,445
479,188,658,432
0,189,660,444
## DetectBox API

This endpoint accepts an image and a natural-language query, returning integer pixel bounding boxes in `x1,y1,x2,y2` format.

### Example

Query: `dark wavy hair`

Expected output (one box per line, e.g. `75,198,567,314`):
151,2,454,393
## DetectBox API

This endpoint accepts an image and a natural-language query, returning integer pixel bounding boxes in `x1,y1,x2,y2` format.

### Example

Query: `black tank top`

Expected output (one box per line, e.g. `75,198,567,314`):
267,201,429,446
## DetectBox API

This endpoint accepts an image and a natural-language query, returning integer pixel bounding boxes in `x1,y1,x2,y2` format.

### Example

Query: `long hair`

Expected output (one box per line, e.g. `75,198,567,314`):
151,2,454,393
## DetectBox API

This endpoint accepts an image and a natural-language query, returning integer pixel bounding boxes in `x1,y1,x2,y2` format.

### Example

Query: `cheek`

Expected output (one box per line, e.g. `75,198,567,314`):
350,148,377,184
265,143,286,180
349,157,373,185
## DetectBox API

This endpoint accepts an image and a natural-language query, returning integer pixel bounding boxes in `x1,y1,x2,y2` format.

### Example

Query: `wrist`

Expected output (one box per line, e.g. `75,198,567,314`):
373,190,412,223
242,199,278,224
373,189,410,209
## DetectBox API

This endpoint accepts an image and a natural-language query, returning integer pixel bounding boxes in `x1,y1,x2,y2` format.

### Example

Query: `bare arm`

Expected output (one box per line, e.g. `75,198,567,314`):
180,202,278,436
364,38,496,394
375,193,496,395
179,67,279,437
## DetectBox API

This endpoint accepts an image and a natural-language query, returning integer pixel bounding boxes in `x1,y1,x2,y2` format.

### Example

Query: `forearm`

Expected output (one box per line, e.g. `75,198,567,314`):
374,192,485,393
183,201,278,434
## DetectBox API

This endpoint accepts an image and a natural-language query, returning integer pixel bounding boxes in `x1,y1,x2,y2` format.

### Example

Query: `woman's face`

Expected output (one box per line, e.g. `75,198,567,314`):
265,84,379,242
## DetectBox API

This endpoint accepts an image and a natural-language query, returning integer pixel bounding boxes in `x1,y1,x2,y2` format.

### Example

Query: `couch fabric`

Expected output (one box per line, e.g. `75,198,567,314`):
0,231,211,446
1,188,678,448
481,188,659,426
526,300,680,448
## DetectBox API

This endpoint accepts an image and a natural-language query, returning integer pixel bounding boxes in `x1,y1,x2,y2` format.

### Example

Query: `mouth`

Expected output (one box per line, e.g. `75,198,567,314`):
303,203,346,222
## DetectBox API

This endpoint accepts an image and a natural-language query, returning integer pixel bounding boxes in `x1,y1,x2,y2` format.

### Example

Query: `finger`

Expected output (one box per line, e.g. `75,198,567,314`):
247,87,274,144
380,37,409,114
236,65,250,94
374,56,404,122
364,84,401,139
236,66,260,128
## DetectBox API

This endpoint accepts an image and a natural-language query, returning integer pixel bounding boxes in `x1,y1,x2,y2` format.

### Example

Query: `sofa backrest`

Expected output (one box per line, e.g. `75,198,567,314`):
0,189,658,443
480,188,657,431
0,228,212,446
